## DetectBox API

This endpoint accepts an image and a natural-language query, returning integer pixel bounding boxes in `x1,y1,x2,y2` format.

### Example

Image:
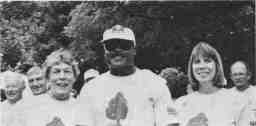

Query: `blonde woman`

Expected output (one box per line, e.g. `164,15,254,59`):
25,48,79,126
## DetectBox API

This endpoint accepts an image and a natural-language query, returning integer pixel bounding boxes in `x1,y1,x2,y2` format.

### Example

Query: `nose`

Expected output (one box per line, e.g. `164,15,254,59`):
113,47,123,52
31,80,37,86
59,71,66,80
197,61,208,68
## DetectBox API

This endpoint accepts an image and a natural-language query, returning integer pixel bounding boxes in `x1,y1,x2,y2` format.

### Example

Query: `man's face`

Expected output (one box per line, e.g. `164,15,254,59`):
5,83,23,103
103,39,136,69
48,62,75,100
28,71,47,96
230,62,250,87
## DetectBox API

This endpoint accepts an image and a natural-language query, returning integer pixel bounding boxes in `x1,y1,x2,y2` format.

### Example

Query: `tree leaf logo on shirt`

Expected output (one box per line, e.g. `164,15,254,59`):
105,92,128,126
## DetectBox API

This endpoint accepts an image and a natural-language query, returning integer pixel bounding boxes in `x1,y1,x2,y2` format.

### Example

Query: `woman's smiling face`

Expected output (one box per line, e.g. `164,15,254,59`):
49,62,75,100
192,55,216,84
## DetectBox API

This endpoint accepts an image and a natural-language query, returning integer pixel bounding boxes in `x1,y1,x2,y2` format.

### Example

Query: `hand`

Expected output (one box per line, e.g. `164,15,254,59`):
186,113,208,126
46,117,65,126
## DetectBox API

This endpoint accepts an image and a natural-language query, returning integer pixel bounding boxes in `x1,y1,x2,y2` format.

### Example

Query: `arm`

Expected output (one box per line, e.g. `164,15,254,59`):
72,85,95,126
155,80,179,126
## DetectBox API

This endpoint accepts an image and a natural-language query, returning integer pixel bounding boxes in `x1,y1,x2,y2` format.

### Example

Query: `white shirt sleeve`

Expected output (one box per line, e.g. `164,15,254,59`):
144,70,178,126
73,84,96,126
155,82,179,126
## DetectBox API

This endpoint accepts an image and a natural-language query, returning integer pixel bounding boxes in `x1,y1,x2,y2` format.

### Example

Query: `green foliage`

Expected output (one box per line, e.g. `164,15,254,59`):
0,1,254,78
0,1,80,66
65,1,254,75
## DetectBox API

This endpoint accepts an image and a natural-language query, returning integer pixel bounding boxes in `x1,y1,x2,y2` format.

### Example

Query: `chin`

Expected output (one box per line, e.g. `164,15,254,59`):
33,91,43,95
7,97,20,102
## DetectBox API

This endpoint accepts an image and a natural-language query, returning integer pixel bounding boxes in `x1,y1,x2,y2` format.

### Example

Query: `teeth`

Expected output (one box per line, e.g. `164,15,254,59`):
56,83,68,87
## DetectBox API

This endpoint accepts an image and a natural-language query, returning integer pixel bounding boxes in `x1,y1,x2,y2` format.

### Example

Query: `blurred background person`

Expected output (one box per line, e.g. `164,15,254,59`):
27,66,48,96
159,67,190,100
1,71,27,126
229,61,256,126
230,61,256,100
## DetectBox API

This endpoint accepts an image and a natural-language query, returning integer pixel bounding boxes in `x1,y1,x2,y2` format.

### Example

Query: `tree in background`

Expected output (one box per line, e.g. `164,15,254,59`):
0,1,254,84
0,1,80,68
64,1,254,77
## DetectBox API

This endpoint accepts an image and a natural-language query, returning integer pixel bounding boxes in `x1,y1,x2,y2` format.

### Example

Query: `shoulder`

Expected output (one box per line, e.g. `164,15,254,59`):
139,69,167,86
84,71,109,87
175,92,197,107
79,71,110,97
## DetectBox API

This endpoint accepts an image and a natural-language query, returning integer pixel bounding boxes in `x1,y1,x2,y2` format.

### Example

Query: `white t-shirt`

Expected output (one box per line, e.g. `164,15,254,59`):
1,99,27,126
236,86,256,126
74,68,177,126
24,94,76,126
229,85,256,105
175,89,241,126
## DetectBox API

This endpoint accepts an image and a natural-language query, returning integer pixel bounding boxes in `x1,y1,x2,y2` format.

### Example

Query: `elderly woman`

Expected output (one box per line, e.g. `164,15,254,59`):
25,48,79,126
175,42,242,126
1,71,27,126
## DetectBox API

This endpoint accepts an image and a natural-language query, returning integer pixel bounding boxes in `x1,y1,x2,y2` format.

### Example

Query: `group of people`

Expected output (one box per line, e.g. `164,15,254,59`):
0,24,255,126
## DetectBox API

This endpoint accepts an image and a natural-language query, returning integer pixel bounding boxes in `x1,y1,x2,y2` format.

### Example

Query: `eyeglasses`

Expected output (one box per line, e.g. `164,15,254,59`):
103,39,135,51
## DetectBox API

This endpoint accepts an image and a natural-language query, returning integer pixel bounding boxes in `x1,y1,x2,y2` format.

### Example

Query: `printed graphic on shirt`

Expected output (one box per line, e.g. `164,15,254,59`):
105,92,128,126
46,116,64,126
187,113,208,126
251,109,256,126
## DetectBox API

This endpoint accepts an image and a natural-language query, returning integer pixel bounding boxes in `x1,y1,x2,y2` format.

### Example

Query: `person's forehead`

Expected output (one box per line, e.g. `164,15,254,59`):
28,73,43,79
5,81,21,87
231,62,247,73
51,62,72,69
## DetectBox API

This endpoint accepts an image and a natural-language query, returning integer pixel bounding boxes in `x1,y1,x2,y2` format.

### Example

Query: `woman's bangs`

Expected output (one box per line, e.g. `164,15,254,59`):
192,45,214,61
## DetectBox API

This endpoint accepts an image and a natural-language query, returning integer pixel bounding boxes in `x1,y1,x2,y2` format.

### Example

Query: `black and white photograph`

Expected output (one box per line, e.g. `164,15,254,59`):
0,0,255,126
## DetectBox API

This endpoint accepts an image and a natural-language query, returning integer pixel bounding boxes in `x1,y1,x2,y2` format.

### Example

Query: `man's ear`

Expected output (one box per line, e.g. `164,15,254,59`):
247,72,251,80
131,48,136,55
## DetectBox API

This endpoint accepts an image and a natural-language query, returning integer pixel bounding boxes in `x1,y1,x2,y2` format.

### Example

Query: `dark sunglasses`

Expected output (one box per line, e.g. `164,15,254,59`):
103,39,135,51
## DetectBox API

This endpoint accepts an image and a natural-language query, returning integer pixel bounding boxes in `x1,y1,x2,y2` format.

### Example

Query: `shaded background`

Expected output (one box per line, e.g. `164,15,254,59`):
0,1,255,87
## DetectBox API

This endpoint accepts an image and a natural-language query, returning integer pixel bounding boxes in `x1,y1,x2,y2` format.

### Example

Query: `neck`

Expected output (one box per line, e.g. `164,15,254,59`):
8,96,22,105
198,81,219,94
110,66,136,76
34,90,47,96
50,92,70,101
236,83,250,92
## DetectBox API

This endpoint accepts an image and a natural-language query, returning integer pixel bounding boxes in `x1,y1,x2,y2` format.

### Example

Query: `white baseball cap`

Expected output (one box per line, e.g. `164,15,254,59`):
101,25,136,46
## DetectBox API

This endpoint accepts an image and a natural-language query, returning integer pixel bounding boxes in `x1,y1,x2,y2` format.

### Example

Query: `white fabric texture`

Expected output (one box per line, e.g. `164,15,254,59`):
23,94,76,126
74,68,177,126
175,88,243,126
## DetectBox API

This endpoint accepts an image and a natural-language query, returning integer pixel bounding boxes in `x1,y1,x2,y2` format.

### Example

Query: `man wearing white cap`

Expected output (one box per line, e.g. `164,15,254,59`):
74,25,178,126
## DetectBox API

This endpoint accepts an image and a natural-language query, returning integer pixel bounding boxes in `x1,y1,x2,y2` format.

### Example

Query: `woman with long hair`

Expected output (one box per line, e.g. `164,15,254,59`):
175,42,241,126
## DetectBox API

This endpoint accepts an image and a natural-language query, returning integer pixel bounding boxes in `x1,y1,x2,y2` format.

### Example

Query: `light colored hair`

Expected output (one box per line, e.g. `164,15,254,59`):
43,48,80,79
2,71,26,90
188,42,226,91
27,66,44,77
